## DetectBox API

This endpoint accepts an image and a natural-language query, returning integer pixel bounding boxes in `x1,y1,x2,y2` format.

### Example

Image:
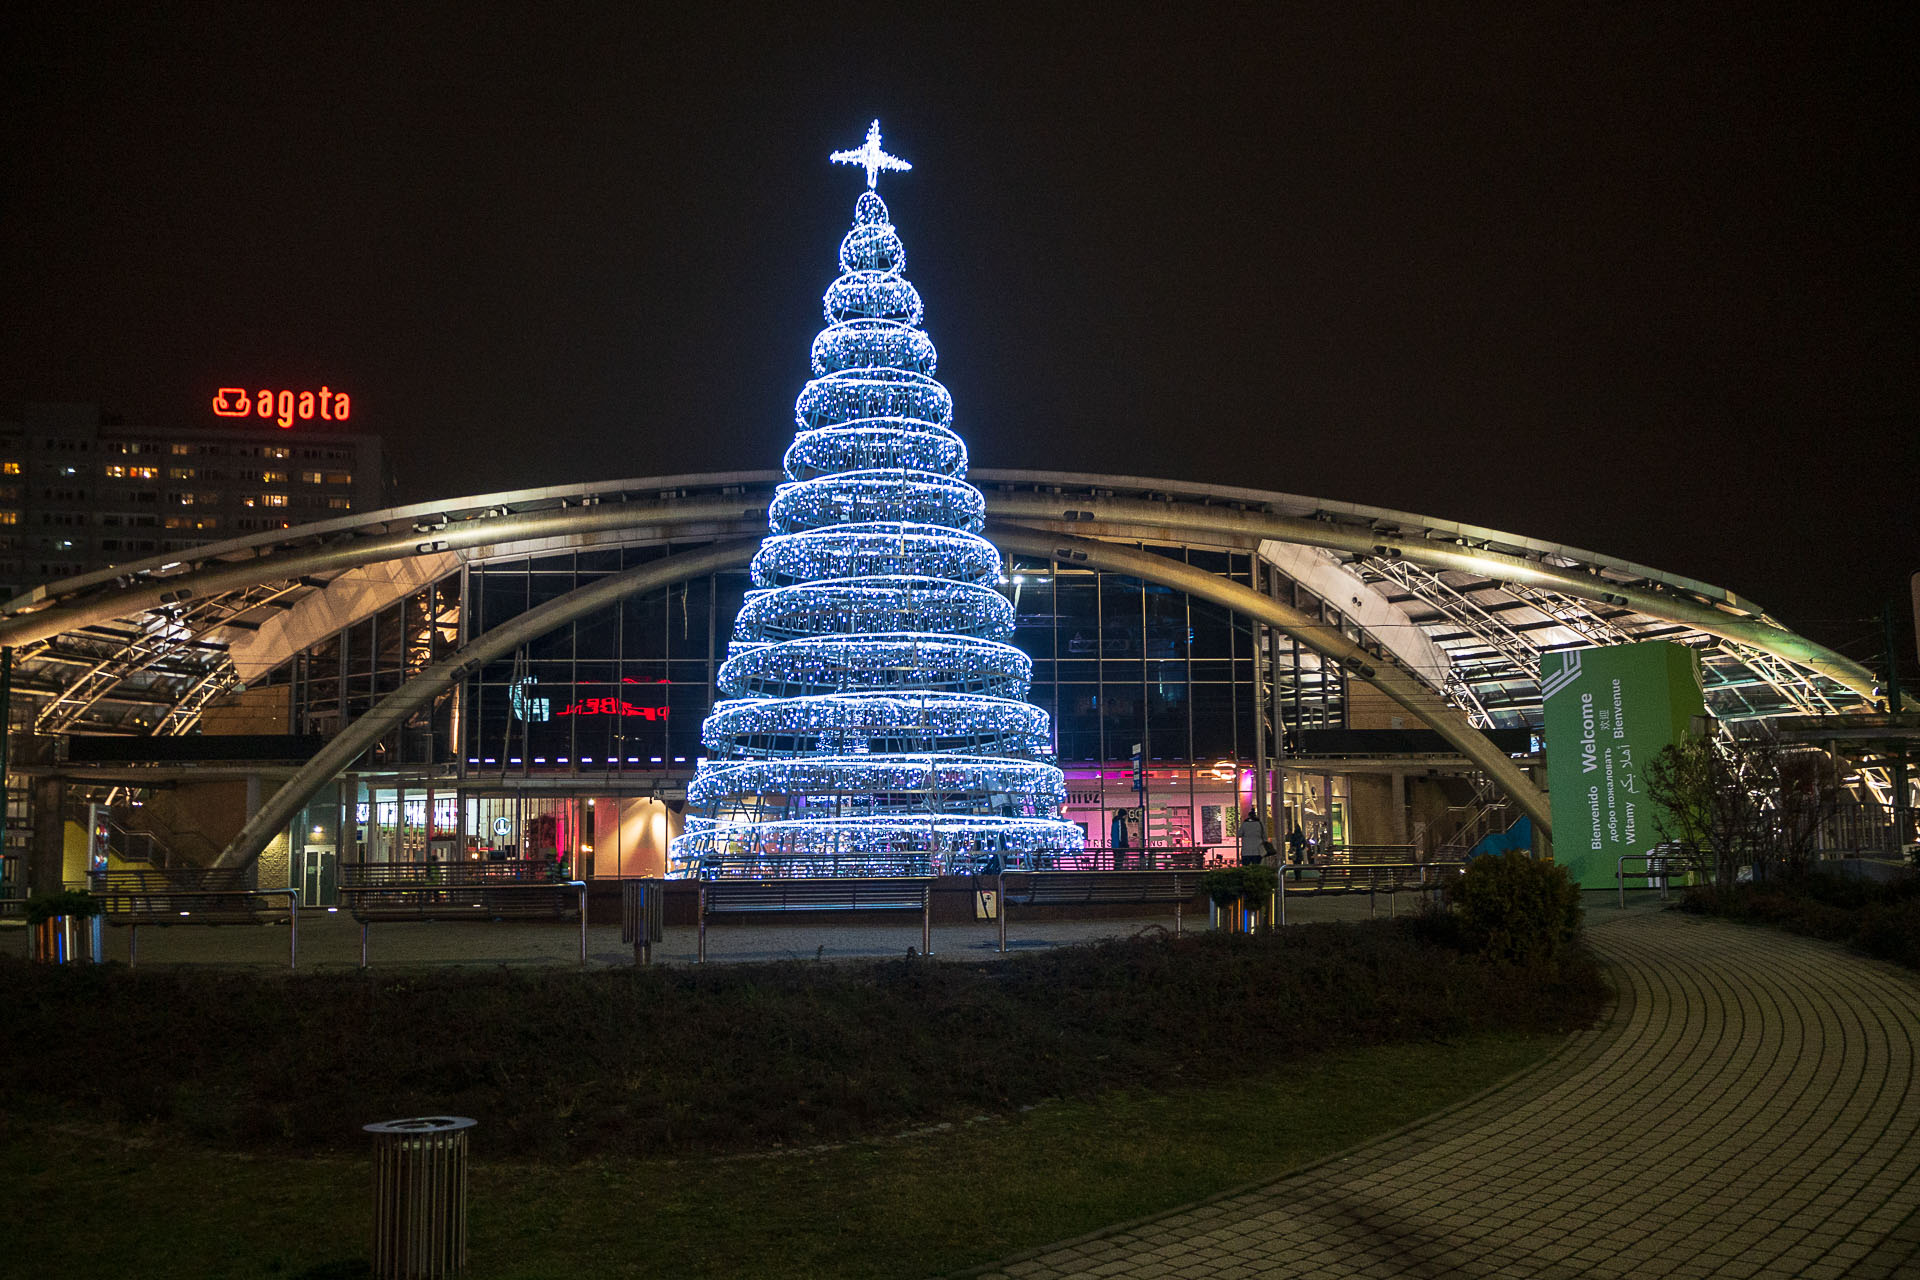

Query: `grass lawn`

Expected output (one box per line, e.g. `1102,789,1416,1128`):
3,1031,1562,1280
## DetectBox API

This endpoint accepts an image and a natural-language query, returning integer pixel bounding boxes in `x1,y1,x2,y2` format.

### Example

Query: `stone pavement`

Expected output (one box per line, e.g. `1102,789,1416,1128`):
966,908,1920,1279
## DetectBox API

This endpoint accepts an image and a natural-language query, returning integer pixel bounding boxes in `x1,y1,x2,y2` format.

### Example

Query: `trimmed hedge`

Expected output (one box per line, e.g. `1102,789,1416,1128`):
1680,871,1920,971
0,920,1603,1161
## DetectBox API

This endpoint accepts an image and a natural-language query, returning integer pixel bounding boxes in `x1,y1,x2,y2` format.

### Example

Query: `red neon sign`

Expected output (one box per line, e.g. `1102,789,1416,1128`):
556,677,670,720
556,698,669,720
212,387,352,428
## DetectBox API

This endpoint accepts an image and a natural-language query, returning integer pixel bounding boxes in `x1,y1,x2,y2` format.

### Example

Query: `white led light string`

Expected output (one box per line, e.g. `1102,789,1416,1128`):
670,125,1083,877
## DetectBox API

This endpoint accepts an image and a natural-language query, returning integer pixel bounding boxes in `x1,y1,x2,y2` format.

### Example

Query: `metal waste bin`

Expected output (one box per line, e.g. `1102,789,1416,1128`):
621,877,666,964
364,1116,475,1279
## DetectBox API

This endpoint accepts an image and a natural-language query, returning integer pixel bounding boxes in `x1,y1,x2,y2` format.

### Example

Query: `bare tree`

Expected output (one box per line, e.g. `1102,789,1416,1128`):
1644,730,1844,889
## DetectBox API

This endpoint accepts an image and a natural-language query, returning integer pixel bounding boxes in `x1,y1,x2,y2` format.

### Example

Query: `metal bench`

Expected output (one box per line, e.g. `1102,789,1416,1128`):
995,870,1198,951
89,868,301,969
1287,861,1462,916
621,878,668,964
338,861,588,968
697,876,935,962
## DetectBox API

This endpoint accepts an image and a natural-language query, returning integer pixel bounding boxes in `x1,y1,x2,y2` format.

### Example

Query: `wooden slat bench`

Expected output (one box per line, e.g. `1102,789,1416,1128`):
90,868,301,968
995,870,1199,951
697,876,935,962
338,861,588,968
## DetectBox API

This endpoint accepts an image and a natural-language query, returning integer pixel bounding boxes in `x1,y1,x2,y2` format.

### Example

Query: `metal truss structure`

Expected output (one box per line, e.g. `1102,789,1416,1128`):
0,470,1878,786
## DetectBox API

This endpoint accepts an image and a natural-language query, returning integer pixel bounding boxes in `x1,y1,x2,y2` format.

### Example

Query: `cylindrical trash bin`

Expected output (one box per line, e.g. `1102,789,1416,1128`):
364,1116,475,1279
30,914,100,963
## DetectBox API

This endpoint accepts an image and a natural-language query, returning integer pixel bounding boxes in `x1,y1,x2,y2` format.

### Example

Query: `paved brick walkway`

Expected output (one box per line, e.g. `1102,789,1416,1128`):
970,909,1920,1279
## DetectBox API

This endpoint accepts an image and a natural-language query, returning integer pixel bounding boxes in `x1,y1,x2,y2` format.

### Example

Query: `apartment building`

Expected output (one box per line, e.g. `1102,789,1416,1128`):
0,402,390,598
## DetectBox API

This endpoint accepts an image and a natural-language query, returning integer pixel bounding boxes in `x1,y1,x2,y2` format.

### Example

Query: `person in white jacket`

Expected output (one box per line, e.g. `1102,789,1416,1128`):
1238,809,1268,866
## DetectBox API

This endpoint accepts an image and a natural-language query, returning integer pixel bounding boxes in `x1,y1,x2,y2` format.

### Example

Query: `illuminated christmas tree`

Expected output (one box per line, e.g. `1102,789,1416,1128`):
671,122,1084,878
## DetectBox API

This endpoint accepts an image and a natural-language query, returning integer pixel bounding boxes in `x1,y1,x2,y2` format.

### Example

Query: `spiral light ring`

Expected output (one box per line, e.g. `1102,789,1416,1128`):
783,423,967,480
700,692,1056,758
809,321,937,378
734,577,1015,643
688,756,1067,809
717,633,1033,700
823,272,924,326
752,524,1001,588
768,471,986,534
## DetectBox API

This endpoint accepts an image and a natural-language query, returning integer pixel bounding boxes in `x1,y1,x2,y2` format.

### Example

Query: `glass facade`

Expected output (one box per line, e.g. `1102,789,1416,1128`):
271,539,1380,873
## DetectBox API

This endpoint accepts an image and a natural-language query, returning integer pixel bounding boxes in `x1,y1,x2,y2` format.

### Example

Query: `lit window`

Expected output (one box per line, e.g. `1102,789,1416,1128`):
262,494,287,508
327,497,352,510
264,446,290,460
169,467,196,480
0,512,19,525
129,466,157,480
2,462,18,474
171,444,191,455
299,471,323,484
261,470,286,484
326,471,353,485
104,465,128,478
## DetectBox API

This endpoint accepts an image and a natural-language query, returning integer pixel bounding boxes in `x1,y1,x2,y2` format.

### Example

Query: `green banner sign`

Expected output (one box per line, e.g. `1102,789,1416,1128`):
1541,641,1705,888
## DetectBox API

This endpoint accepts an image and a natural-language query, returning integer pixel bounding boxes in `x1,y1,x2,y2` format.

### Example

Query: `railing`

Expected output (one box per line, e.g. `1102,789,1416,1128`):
339,865,588,968
1437,802,1514,859
103,811,222,869
1286,860,1464,917
1616,852,1684,908
1042,846,1224,872
88,869,301,969
1319,843,1421,863
342,858,568,885
0,850,22,919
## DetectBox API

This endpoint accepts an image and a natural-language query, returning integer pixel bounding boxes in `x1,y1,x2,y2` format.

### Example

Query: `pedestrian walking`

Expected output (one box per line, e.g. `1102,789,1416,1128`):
1239,809,1268,866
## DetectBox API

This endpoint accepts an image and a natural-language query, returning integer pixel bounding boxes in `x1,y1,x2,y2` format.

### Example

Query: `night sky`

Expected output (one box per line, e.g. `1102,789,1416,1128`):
4,4,1914,661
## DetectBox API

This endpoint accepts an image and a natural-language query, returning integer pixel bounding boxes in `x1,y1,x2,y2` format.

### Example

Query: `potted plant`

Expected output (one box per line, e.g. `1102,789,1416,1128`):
1201,864,1279,934
26,889,102,963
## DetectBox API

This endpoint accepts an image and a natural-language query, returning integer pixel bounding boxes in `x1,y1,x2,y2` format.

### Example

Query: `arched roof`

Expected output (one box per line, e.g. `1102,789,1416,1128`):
0,469,1871,738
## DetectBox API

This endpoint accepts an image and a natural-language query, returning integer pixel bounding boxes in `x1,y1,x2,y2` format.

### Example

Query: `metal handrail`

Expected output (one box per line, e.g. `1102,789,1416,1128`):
91,885,301,969
1283,860,1463,918
344,879,588,969
1616,853,1680,908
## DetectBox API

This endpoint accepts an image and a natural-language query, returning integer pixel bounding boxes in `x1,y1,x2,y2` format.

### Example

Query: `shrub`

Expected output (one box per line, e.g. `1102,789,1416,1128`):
1681,872,1920,972
1200,863,1278,907
1445,851,1583,970
25,890,100,926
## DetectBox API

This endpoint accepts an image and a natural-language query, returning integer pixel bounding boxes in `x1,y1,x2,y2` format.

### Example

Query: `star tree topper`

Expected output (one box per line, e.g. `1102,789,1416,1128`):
831,119,911,189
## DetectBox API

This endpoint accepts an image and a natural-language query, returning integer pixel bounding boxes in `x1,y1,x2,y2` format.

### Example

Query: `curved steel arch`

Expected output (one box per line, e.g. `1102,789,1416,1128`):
989,525,1553,838
0,470,1871,704
213,538,762,870
4,470,1869,751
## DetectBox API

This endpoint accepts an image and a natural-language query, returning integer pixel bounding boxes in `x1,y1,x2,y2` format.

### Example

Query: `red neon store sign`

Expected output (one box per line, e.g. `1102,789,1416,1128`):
556,677,670,720
212,386,352,428
557,698,668,720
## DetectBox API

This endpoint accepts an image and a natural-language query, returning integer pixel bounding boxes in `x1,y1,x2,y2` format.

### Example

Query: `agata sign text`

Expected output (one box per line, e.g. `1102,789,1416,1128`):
212,387,352,428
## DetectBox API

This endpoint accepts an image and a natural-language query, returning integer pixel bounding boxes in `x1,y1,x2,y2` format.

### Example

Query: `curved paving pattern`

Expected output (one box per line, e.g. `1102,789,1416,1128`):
971,909,1920,1279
